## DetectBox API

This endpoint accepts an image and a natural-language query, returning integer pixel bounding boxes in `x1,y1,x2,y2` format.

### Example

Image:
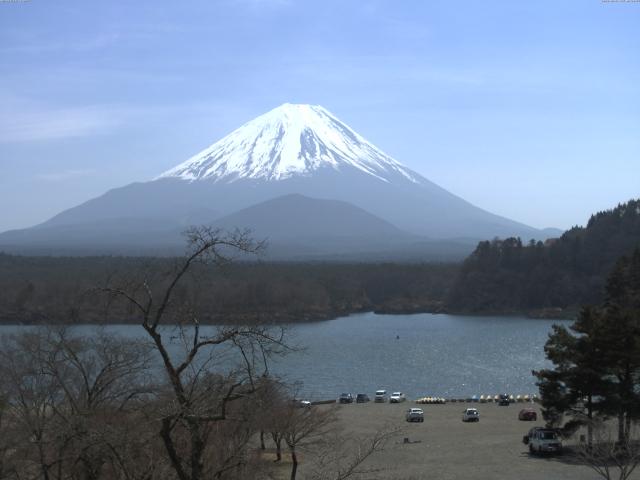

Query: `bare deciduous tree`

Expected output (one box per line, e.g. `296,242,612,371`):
309,427,400,480
281,404,337,480
0,328,155,480
102,227,290,480
573,421,640,480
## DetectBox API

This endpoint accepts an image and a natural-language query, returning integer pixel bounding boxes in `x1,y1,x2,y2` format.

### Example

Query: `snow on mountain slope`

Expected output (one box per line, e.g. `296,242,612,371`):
157,103,421,184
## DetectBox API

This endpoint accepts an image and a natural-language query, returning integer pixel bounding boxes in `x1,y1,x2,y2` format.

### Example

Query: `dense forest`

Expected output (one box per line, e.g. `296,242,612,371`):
0,255,458,324
448,199,640,315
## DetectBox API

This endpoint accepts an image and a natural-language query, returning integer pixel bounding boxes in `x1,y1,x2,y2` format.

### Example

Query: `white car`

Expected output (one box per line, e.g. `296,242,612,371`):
527,429,562,454
462,408,480,422
405,408,424,422
374,389,388,403
389,392,406,403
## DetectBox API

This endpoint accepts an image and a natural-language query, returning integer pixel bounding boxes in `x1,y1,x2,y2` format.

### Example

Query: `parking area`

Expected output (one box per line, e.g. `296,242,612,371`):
329,401,611,480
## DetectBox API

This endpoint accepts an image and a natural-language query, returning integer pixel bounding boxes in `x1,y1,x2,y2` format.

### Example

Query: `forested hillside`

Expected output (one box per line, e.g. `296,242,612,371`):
447,199,640,314
0,256,457,324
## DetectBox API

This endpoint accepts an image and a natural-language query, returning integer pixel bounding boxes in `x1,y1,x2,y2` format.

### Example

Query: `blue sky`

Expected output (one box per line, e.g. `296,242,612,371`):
1,0,638,232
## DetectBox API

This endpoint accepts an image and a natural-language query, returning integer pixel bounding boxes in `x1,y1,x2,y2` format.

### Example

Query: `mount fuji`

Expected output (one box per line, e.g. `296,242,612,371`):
0,103,559,258
157,103,422,185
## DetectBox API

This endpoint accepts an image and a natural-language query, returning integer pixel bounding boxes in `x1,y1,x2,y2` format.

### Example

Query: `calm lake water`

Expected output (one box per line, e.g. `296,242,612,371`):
0,312,570,400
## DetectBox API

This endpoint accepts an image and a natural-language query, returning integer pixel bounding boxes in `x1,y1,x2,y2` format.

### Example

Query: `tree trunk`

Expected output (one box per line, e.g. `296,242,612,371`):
189,421,205,480
289,446,298,480
618,412,625,444
260,430,266,450
36,437,51,480
625,413,631,442
160,418,190,480
587,395,593,448
271,433,282,462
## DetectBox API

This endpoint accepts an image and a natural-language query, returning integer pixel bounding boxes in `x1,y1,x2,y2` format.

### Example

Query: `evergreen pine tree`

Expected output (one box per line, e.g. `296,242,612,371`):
535,248,640,444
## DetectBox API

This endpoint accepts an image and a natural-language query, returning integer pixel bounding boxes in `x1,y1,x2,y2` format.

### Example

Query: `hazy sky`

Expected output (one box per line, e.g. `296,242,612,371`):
1,0,638,232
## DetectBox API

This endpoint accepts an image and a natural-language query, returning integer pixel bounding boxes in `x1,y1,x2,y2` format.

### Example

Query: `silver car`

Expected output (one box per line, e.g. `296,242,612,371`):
374,389,387,402
462,408,480,422
406,408,424,422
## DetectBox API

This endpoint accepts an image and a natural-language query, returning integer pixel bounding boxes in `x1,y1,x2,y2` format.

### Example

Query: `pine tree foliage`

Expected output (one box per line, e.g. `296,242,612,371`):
534,248,640,444
449,199,640,313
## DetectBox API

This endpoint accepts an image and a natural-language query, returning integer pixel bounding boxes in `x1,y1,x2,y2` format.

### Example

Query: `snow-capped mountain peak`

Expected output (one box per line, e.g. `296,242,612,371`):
157,103,421,184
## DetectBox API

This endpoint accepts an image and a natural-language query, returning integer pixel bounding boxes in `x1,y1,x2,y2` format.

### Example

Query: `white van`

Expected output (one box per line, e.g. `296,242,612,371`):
374,389,387,402
526,429,562,454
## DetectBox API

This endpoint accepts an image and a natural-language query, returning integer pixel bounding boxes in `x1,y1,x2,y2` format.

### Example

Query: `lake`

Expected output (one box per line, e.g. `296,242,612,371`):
276,312,569,400
0,312,570,401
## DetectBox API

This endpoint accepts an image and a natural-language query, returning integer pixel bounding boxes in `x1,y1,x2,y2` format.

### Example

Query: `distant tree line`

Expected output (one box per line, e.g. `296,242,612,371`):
448,199,640,315
0,255,457,325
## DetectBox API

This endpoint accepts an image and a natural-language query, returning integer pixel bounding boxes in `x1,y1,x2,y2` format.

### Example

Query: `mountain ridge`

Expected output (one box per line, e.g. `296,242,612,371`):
0,103,561,255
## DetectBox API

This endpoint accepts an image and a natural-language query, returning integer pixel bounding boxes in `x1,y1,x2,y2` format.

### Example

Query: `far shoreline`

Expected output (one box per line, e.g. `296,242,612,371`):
0,306,577,327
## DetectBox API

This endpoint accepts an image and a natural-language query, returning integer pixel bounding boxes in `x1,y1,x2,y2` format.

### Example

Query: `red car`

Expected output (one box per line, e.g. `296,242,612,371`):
518,408,537,421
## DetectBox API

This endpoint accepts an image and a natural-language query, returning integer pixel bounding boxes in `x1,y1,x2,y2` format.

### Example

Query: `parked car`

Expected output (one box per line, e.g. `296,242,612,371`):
518,408,537,421
498,393,510,406
522,427,544,445
406,408,424,422
389,392,406,403
339,393,354,404
298,400,312,408
526,428,563,455
462,408,480,422
356,393,370,403
374,390,387,402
